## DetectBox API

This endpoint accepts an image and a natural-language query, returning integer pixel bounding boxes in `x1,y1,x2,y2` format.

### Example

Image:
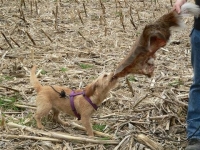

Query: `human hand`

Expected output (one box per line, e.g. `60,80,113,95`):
173,0,187,13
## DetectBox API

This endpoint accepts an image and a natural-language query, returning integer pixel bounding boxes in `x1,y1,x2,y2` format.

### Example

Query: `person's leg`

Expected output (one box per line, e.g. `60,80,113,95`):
186,28,200,150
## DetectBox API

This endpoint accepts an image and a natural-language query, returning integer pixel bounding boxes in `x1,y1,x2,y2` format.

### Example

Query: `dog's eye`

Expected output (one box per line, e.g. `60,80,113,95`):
103,74,108,78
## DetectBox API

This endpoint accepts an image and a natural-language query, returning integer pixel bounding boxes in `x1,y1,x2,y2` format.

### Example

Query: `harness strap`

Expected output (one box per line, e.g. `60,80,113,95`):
82,93,98,110
70,91,81,120
50,86,68,98
69,91,98,120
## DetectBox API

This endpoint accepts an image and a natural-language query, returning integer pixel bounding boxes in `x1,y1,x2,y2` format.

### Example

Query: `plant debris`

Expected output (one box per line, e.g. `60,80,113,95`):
0,0,193,149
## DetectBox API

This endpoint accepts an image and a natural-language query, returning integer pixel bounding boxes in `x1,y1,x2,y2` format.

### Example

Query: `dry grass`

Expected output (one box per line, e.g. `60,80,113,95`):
0,0,194,149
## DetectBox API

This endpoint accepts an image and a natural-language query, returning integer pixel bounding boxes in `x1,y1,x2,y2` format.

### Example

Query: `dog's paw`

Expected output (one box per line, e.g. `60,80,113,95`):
37,124,44,129
54,118,70,126
88,133,94,137
61,122,70,126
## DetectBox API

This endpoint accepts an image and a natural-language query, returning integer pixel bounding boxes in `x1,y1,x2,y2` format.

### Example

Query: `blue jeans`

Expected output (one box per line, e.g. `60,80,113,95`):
187,29,200,139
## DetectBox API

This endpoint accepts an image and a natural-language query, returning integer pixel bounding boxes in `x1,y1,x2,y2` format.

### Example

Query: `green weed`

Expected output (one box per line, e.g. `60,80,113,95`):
136,31,141,36
115,12,121,17
60,67,67,72
79,63,93,69
0,95,22,111
93,124,106,132
18,112,32,124
168,79,184,87
127,75,137,82
0,75,14,83
40,69,47,75
99,137,111,140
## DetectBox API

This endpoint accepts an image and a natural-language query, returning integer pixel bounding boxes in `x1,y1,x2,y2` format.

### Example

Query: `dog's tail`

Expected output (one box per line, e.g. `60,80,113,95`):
30,65,42,93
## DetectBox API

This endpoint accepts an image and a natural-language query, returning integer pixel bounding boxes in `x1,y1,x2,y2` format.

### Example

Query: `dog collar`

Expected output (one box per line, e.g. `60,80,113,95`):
70,91,98,120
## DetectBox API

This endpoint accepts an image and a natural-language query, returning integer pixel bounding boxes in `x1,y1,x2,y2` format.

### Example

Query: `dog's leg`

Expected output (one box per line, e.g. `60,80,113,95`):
34,103,52,129
81,115,94,136
52,108,69,126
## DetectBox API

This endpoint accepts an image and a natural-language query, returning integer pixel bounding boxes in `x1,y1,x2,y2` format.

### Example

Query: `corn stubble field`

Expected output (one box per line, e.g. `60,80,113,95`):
0,0,194,149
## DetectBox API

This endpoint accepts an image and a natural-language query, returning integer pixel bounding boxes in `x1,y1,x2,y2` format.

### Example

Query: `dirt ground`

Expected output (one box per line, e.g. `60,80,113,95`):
0,0,195,149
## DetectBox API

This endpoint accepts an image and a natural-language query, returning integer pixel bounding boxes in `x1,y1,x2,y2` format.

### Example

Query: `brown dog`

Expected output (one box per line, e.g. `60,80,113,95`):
30,66,117,136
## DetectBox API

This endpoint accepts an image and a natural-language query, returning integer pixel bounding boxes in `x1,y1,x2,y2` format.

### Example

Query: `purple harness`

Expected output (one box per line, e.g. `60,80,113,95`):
69,91,98,120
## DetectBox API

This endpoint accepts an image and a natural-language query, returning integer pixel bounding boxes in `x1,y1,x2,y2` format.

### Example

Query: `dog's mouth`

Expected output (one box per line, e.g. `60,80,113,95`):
110,76,116,82
110,73,118,82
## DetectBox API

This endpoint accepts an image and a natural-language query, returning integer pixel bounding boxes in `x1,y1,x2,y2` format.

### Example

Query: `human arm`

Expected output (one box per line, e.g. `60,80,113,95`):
173,0,187,13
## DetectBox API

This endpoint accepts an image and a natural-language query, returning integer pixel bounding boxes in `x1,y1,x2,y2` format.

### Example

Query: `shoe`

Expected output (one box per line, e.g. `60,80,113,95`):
185,138,200,150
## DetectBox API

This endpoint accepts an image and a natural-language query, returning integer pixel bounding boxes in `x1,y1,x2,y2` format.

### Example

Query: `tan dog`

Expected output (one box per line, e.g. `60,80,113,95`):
30,66,117,136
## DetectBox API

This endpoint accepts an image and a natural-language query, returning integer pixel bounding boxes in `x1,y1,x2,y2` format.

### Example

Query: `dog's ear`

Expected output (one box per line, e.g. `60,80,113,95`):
85,82,98,97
